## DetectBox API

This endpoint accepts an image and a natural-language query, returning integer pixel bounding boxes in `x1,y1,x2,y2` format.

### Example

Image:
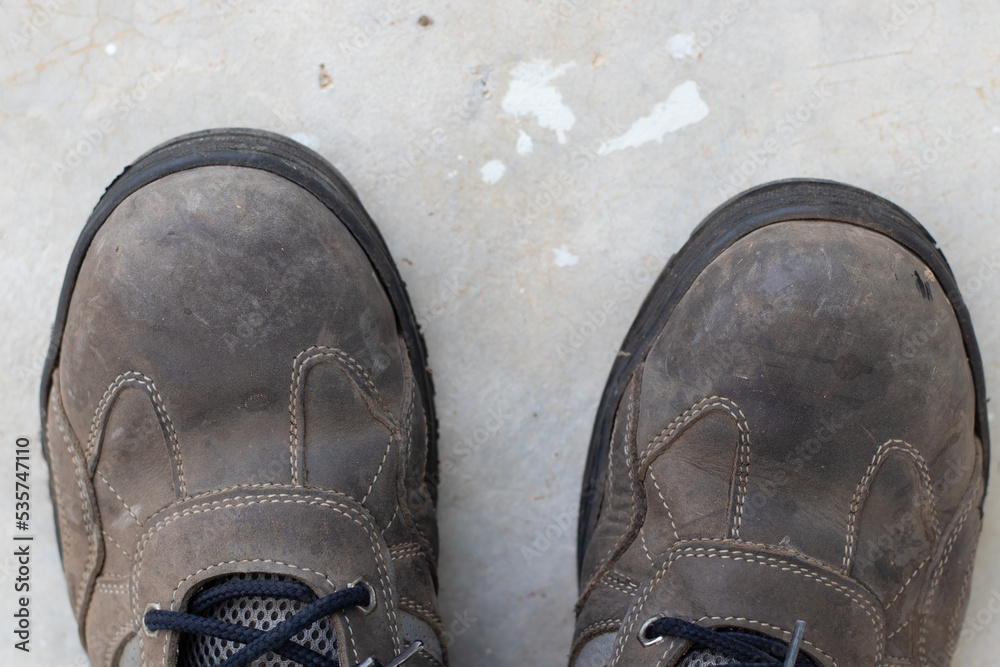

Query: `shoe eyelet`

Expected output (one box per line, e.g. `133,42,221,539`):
143,602,162,637
638,616,665,646
348,578,377,615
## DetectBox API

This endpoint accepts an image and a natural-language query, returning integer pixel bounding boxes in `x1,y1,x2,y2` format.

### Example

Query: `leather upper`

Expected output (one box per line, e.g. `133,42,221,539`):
573,221,985,667
45,165,442,666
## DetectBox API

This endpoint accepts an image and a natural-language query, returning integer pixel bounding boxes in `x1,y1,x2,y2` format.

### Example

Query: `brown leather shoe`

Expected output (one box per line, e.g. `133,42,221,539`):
573,180,989,667
41,129,443,667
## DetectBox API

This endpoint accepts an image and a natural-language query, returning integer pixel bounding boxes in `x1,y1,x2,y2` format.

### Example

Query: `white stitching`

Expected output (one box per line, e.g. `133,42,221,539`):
363,433,394,505
884,558,930,612
170,559,338,604
695,616,837,665
169,482,288,504
102,528,133,562
608,571,639,592
288,346,398,486
577,618,622,637
638,527,654,565
345,608,359,663
46,402,73,590
647,469,680,542
886,615,912,641
88,371,186,496
947,532,979,653
657,638,680,667
842,440,939,573
381,371,435,571
133,493,402,659
384,503,400,534
57,399,96,617
301,346,392,412
398,596,443,625
96,581,130,595
288,359,300,485
918,474,980,664
595,383,637,573
642,396,743,465
89,372,126,456
640,396,750,540
600,573,639,597
97,471,143,526
579,393,751,609
382,386,414,537
389,543,423,560
610,546,881,666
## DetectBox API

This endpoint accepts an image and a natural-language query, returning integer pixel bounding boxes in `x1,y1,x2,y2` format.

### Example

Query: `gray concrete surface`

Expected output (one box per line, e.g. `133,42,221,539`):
2,1,999,665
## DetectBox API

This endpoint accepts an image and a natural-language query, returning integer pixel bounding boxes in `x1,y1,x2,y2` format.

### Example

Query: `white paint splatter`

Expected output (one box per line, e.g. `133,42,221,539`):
502,60,576,144
290,133,321,151
552,245,579,267
105,43,117,55
598,80,709,155
666,33,698,60
516,130,534,155
446,170,458,179
480,159,506,184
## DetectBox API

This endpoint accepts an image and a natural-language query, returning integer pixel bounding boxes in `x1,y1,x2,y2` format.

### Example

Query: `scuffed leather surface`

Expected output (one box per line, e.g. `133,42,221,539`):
574,221,985,666
47,165,442,666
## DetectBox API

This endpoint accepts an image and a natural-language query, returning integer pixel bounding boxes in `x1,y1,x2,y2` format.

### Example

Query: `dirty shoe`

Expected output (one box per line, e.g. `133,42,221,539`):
41,129,443,666
573,180,989,666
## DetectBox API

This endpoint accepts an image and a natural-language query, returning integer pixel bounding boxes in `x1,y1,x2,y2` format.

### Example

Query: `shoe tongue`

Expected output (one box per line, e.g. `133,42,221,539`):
179,573,339,667
574,637,744,667
679,650,739,666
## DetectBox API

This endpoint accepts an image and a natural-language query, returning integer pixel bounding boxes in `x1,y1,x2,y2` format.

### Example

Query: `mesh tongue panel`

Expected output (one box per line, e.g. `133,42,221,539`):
679,650,738,666
179,573,338,667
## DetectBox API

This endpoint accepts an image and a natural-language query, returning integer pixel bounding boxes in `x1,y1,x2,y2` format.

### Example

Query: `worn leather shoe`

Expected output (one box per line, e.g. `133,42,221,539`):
41,129,443,667
573,180,989,667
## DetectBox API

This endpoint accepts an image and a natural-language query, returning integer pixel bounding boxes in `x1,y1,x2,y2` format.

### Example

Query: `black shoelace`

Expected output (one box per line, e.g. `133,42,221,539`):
144,579,421,667
642,617,813,667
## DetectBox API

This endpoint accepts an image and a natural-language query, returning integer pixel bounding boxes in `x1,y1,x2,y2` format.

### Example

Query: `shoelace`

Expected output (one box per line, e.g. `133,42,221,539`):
144,579,421,667
642,617,812,667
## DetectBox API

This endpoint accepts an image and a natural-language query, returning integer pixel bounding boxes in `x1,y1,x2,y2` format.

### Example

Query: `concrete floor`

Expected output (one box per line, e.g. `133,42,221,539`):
2,1,999,665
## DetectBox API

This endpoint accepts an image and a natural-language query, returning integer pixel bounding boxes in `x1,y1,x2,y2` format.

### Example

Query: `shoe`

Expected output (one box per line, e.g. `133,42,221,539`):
40,129,443,667
572,180,989,666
